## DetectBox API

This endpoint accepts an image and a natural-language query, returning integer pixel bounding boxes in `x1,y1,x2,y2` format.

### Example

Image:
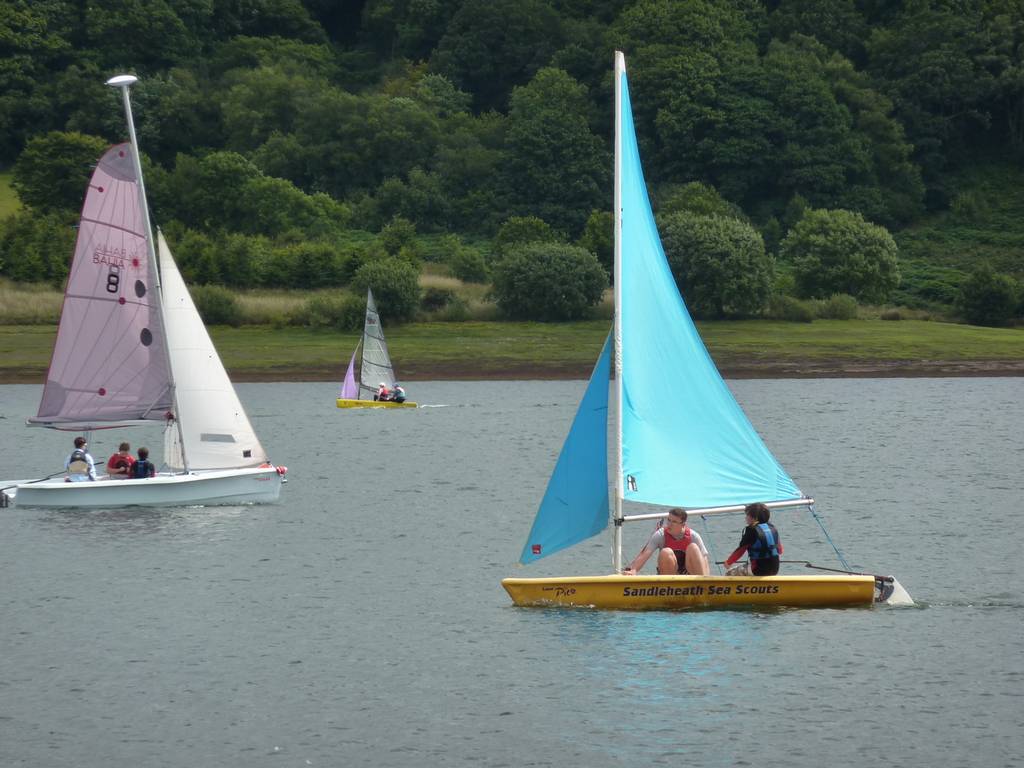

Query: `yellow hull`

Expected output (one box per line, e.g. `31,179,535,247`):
335,399,417,409
501,574,877,610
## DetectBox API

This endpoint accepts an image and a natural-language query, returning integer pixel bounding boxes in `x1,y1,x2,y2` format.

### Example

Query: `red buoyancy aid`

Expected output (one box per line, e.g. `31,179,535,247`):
663,526,693,551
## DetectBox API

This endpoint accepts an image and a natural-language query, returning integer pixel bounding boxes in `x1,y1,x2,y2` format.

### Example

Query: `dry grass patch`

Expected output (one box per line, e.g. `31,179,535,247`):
0,279,62,324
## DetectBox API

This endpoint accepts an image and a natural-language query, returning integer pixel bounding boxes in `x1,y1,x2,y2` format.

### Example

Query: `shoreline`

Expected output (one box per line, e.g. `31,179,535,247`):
3,358,1023,385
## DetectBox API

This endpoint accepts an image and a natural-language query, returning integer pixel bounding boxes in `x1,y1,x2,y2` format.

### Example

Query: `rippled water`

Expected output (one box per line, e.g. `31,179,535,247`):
1,379,1022,767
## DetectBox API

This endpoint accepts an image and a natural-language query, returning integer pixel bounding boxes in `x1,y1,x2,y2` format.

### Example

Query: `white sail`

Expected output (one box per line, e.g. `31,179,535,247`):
158,231,268,471
358,288,398,398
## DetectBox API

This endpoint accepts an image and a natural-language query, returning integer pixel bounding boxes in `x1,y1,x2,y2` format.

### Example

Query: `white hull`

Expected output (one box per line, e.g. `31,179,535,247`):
9,466,283,509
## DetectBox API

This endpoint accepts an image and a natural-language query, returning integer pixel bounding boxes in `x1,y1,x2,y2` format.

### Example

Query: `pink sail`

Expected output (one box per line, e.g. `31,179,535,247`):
339,348,358,399
29,143,173,429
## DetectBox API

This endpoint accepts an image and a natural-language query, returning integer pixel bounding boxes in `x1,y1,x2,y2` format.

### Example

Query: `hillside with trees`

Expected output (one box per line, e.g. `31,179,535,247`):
1,0,1022,326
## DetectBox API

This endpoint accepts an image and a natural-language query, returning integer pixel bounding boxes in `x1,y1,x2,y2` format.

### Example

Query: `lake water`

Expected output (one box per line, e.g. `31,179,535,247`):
1,378,1022,768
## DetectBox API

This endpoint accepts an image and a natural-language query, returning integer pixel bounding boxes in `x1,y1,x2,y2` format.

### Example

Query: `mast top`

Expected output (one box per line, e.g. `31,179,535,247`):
105,74,138,88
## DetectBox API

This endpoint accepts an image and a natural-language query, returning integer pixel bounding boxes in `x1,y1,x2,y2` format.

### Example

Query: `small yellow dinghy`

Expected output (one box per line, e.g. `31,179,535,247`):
336,288,416,410
335,398,416,409
502,53,911,612
502,574,877,610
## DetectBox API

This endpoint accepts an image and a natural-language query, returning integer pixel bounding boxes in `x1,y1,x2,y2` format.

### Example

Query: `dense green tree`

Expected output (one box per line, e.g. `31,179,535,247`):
11,132,109,213
492,242,607,321
373,170,451,233
656,182,746,220
768,0,868,63
781,208,899,302
576,210,613,277
503,68,608,235
352,256,422,321
492,215,563,260
431,0,565,112
658,212,773,318
958,263,1020,326
0,209,76,286
360,0,462,60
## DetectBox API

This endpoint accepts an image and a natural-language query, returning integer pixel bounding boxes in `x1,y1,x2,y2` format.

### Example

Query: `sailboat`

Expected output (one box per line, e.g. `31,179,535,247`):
7,74,286,509
335,288,416,409
501,53,911,610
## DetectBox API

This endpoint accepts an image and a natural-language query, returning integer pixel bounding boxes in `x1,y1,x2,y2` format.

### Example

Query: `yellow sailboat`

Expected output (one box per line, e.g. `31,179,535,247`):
501,53,911,611
336,288,417,409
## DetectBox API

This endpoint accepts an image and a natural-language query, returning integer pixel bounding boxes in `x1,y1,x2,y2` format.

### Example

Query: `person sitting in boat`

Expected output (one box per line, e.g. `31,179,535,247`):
105,442,136,479
65,436,97,482
621,508,710,576
375,382,390,401
391,384,406,403
724,502,783,576
129,447,156,479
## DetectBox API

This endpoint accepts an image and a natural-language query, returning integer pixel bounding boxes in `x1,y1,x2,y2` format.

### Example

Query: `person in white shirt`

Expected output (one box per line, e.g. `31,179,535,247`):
621,508,710,575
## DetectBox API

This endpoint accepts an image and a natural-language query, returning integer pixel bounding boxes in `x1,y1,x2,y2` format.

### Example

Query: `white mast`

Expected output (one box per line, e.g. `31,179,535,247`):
612,52,626,571
105,74,189,472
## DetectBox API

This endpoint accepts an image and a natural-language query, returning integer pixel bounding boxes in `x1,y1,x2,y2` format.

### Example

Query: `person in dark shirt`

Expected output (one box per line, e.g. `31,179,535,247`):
724,502,782,576
130,447,156,479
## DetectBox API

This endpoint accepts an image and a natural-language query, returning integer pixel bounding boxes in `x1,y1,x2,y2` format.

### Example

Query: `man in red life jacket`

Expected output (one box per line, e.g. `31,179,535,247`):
621,508,710,576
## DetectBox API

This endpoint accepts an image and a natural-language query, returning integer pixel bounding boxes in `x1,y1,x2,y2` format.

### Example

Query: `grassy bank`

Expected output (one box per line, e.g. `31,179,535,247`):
2,320,1022,384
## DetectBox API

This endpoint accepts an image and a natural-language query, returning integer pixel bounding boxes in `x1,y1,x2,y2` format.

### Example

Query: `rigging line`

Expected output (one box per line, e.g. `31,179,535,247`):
699,514,721,575
809,502,851,571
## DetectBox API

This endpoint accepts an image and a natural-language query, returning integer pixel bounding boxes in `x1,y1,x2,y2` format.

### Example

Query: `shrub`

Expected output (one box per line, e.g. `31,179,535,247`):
782,209,899,303
448,245,489,283
816,293,858,320
492,243,607,321
880,308,903,321
352,257,421,321
290,293,365,330
421,286,456,311
958,264,1019,327
658,212,773,318
191,285,242,326
766,295,815,323
492,216,563,261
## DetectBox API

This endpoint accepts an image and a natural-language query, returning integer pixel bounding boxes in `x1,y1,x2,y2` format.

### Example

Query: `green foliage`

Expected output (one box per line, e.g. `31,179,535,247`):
958,264,1020,327
576,210,613,277
492,216,563,261
658,212,774,319
190,284,242,326
289,293,365,330
12,132,109,212
421,287,456,312
378,216,418,256
0,209,76,286
491,243,607,321
816,293,859,320
656,182,746,220
352,257,421,321
766,294,815,323
782,208,899,303
446,241,489,283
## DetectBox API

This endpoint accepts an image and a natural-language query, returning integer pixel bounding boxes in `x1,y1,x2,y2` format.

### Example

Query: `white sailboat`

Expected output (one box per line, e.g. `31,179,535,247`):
6,74,286,508
335,288,416,409
501,53,911,609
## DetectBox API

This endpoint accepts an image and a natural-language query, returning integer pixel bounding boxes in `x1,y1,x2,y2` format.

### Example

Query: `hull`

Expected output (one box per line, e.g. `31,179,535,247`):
10,466,283,509
335,399,417,409
501,574,877,610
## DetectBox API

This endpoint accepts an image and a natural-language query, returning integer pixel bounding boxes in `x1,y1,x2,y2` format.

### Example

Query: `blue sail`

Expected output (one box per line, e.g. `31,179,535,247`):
519,334,612,564
617,72,802,509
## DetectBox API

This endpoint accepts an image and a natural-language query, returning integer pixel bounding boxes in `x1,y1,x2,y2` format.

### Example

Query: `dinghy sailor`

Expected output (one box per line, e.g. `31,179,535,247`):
622,509,710,576
725,503,782,576
65,437,97,482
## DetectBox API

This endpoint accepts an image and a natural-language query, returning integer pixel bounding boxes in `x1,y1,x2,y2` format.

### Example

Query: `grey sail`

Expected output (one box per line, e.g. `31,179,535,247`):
358,289,398,399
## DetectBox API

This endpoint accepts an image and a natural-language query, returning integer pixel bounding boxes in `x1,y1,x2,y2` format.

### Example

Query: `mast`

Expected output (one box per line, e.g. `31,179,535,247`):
105,74,189,472
612,52,625,571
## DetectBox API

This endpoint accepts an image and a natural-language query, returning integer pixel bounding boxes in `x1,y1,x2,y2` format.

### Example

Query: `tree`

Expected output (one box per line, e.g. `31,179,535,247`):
492,216,563,260
492,243,607,321
503,68,608,235
431,0,565,112
576,210,613,277
658,212,773,318
958,263,1019,327
781,208,899,302
11,132,109,213
352,257,421,321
